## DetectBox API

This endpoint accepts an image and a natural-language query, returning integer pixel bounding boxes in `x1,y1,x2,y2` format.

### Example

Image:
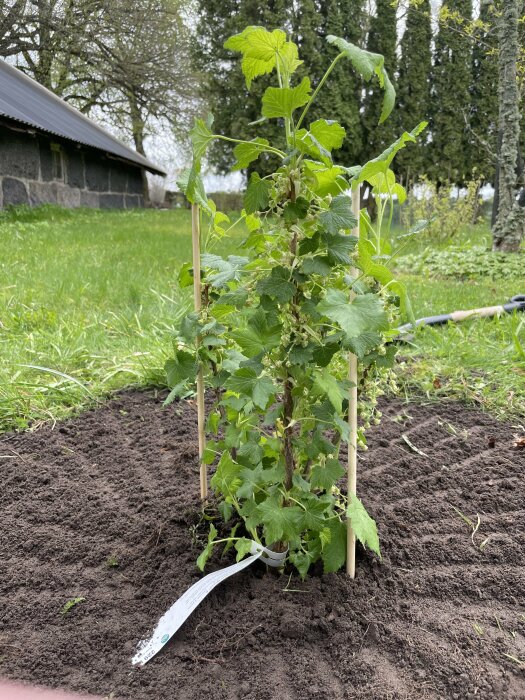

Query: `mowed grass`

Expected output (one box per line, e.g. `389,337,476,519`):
0,206,238,430
394,275,525,418
0,205,524,432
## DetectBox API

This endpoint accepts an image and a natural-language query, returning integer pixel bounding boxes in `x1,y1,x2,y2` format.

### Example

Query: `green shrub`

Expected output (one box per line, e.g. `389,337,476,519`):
169,27,425,577
397,246,525,280
401,176,483,242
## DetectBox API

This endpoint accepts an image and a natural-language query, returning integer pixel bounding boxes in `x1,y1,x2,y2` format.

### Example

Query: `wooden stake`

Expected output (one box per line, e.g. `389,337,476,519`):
346,188,360,578
191,203,208,501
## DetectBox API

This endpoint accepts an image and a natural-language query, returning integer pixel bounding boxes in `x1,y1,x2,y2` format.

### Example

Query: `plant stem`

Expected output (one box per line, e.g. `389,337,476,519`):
296,52,344,130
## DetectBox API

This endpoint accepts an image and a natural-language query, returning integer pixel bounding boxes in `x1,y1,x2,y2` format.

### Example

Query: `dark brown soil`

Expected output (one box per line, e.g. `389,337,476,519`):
0,390,524,700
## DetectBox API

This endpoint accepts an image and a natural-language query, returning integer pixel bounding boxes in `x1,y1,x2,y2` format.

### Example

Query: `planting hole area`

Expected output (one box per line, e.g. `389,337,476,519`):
1,390,524,700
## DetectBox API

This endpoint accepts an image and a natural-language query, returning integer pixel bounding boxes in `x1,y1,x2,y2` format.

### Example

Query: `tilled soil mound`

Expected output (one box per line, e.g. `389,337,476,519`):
0,390,524,700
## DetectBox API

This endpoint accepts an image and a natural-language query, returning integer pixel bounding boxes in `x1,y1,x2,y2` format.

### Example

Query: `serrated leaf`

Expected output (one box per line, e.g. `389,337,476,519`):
303,161,348,197
190,115,214,160
244,172,271,213
289,550,313,578
344,331,382,359
319,195,357,235
261,77,311,119
310,119,346,151
226,367,277,409
283,197,309,224
322,519,346,573
326,35,395,123
301,256,332,275
278,41,302,76
256,266,295,303
299,498,329,531
201,253,248,287
355,123,428,184
347,495,381,558
232,138,271,170
234,537,254,562
231,309,281,357
257,494,304,545
311,458,346,491
210,453,242,496
313,367,345,412
322,232,358,265
240,27,287,61
165,349,197,387
317,291,388,339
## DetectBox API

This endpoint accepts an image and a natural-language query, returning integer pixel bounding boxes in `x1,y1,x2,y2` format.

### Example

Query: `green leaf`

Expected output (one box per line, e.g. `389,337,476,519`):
234,537,254,562
261,77,311,119
225,27,286,87
232,138,271,170
303,161,348,197
345,331,382,359
313,367,345,413
256,266,295,303
311,458,346,491
179,312,200,343
165,349,197,386
231,309,281,357
299,498,329,531
210,452,242,496
201,253,248,288
322,232,358,265
326,35,395,123
244,172,271,213
197,523,218,572
310,119,346,151
257,494,303,545
190,115,215,160
178,262,193,288
347,495,381,558
319,195,357,235
278,41,302,76
301,256,331,276
283,197,309,224
226,367,277,409
322,519,346,573
355,123,428,184
317,291,388,339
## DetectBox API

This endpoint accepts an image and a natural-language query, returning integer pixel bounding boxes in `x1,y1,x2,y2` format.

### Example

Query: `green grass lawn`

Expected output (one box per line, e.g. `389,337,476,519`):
0,205,238,430
0,205,523,432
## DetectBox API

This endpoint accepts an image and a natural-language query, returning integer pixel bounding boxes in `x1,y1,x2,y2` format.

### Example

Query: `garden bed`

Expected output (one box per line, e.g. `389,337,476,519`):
0,390,524,699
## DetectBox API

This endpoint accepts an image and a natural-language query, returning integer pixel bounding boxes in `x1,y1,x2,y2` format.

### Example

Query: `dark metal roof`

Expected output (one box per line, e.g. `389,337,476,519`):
0,59,166,176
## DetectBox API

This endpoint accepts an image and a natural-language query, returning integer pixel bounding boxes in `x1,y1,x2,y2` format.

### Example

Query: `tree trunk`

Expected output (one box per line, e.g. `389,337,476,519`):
492,0,525,252
129,97,150,205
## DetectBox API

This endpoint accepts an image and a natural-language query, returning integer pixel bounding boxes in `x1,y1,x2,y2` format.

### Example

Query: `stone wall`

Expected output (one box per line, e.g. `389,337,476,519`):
0,126,145,209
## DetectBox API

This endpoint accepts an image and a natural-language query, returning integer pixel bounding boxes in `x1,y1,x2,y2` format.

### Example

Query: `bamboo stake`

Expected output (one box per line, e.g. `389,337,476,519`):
346,187,360,578
191,203,208,501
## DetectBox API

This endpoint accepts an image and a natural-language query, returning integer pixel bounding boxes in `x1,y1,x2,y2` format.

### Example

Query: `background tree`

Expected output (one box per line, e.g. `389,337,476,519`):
492,0,525,252
395,0,432,184
431,0,473,184
470,0,499,183
0,0,195,194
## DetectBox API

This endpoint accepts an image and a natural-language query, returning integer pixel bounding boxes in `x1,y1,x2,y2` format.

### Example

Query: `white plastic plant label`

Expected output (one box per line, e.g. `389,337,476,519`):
132,541,286,666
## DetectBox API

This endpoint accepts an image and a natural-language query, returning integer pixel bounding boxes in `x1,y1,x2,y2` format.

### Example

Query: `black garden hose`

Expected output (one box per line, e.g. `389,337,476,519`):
396,294,525,339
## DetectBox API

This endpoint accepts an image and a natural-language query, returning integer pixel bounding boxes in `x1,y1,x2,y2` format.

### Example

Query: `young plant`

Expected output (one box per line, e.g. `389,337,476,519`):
169,27,425,577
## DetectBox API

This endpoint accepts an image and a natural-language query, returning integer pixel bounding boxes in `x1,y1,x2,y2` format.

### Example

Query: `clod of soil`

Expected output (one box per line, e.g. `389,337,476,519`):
1,390,524,700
